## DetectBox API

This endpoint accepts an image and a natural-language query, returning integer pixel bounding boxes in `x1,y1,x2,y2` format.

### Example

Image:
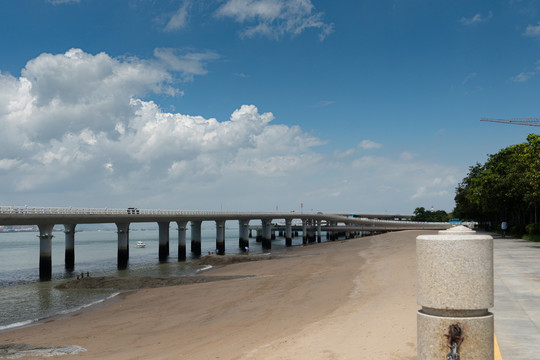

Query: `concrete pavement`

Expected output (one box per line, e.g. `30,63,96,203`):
493,235,540,359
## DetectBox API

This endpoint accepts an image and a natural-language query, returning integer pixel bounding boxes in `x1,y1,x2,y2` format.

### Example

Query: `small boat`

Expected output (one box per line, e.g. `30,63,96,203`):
135,241,146,248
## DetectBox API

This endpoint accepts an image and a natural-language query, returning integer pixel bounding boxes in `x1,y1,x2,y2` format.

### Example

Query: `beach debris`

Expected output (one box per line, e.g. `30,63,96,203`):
0,343,87,358
55,275,255,290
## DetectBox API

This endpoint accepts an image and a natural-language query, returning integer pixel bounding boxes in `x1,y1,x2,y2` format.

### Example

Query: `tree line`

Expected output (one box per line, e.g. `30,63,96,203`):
453,134,540,235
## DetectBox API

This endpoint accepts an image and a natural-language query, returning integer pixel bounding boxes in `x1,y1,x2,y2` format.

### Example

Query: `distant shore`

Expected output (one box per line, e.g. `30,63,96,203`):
1,230,429,359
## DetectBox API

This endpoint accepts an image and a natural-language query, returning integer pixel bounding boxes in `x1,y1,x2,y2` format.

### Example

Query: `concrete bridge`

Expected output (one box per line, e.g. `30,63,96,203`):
0,206,452,280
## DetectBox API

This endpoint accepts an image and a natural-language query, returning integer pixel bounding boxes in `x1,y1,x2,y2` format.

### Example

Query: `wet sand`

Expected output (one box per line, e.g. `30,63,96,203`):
1,230,429,359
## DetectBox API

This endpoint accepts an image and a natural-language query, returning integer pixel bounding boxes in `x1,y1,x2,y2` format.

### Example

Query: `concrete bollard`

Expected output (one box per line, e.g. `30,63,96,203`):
416,225,494,359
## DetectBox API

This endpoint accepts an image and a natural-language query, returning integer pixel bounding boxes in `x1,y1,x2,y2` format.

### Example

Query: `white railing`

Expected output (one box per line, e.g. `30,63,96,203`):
0,205,468,228
0,206,318,217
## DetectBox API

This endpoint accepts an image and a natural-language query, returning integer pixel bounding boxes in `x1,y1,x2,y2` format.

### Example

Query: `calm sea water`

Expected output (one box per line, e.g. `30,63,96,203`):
0,227,304,329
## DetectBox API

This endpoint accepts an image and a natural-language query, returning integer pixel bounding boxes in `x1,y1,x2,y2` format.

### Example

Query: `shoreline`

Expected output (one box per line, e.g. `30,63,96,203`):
1,230,427,359
0,253,288,332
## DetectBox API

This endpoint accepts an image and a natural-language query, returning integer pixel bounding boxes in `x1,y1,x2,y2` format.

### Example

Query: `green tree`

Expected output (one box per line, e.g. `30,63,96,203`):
454,134,540,226
412,207,449,222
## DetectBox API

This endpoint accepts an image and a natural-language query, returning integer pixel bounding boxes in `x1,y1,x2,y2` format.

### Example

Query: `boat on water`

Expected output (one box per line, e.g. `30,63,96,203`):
135,241,146,248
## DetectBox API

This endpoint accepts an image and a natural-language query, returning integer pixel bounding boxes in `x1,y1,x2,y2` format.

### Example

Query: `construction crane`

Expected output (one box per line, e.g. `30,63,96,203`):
481,118,540,127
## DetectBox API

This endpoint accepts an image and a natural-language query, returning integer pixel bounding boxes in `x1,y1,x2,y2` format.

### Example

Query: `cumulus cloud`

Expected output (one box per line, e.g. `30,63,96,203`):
0,48,461,213
0,49,329,207
459,11,493,25
215,0,334,40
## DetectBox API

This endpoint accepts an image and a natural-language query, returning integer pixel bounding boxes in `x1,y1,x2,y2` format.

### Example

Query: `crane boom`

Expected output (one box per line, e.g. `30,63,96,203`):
481,117,540,127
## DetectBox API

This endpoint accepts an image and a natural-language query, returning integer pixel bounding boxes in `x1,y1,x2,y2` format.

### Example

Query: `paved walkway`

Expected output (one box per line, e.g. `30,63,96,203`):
494,236,540,359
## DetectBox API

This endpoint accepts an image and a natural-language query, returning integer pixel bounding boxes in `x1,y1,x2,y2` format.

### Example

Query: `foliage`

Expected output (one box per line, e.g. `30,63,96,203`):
453,134,540,227
411,207,449,222
523,234,540,242
526,223,540,235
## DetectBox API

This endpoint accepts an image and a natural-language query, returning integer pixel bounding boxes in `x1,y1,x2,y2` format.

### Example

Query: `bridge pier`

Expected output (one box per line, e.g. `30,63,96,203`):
38,224,55,281
317,220,322,243
158,221,170,262
308,220,316,243
191,221,202,256
262,219,272,249
116,223,130,269
302,220,307,244
239,220,249,251
63,224,76,271
285,219,292,247
177,221,187,261
216,220,225,255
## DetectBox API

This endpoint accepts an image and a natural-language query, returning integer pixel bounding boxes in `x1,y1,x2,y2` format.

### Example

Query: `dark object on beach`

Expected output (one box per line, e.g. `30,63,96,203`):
55,275,254,290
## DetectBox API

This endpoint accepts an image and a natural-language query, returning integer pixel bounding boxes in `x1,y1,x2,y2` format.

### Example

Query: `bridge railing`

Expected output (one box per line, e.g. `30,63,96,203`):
0,206,304,217
0,206,466,228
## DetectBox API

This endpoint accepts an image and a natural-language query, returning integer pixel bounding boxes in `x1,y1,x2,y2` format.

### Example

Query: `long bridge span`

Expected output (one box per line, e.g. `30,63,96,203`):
0,206,452,280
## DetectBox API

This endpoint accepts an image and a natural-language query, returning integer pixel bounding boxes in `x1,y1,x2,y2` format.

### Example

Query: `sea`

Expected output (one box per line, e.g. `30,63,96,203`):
0,226,304,331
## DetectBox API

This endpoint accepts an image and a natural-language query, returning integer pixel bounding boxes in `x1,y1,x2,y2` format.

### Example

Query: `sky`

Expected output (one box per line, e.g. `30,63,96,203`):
0,0,538,215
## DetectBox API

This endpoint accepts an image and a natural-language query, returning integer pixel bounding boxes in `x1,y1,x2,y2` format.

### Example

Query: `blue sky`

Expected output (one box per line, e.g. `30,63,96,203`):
0,0,538,214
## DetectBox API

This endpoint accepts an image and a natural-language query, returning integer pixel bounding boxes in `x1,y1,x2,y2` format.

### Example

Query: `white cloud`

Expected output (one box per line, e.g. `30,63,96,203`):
358,140,382,150
165,2,190,31
47,0,80,4
462,72,477,85
153,48,220,82
215,0,334,40
333,148,356,158
459,11,493,25
0,48,461,213
311,100,335,108
0,49,328,207
511,71,535,82
524,22,540,37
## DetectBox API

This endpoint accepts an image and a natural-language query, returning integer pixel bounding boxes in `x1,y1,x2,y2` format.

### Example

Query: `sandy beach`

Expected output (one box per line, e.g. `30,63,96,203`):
1,230,429,360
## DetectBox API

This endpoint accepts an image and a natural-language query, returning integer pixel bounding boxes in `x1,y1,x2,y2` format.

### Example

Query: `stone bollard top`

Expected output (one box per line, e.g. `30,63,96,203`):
438,225,476,235
416,232,493,310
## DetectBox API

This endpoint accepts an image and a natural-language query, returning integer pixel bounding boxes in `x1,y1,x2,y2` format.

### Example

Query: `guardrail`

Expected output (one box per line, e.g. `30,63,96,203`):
0,206,269,216
0,206,467,228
